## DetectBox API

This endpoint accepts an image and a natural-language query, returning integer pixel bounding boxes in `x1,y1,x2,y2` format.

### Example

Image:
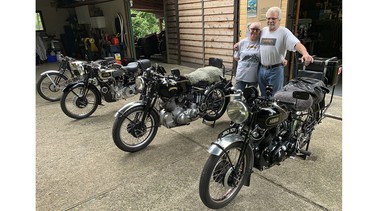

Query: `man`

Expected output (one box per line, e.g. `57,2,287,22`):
258,6,314,96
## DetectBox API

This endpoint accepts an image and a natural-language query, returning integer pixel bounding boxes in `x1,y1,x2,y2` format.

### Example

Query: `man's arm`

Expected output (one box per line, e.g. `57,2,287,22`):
295,42,314,65
233,42,240,61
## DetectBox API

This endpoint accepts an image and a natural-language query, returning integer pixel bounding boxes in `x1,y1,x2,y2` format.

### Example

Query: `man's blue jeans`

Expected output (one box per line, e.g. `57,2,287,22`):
258,65,284,96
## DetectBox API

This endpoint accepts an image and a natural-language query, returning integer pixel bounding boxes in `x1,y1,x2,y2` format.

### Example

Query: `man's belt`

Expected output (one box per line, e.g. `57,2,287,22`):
261,63,283,69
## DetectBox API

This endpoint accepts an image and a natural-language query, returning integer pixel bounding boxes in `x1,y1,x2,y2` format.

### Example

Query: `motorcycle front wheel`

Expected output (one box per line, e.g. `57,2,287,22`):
36,72,68,102
60,85,99,119
199,142,249,209
112,106,158,152
203,87,229,121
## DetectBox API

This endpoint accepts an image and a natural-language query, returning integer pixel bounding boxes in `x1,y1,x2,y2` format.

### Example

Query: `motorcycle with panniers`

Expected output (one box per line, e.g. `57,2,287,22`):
112,63,233,152
60,59,151,119
198,59,341,209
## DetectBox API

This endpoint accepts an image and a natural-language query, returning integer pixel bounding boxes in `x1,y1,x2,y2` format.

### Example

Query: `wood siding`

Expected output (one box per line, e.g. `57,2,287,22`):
164,0,235,70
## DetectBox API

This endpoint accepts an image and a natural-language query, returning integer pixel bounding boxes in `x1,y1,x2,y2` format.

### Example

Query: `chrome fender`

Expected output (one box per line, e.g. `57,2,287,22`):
208,134,246,156
115,101,144,118
114,100,161,126
40,70,60,76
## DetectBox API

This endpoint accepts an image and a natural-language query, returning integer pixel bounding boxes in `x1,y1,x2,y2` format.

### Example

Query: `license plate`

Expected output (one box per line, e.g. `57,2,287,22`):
218,126,238,138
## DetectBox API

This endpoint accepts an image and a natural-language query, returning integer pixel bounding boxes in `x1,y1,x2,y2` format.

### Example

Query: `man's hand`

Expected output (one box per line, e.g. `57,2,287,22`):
282,59,288,67
301,54,314,66
233,43,239,51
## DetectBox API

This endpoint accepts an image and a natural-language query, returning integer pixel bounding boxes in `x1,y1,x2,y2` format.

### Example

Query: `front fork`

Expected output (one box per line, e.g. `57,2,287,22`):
210,132,253,187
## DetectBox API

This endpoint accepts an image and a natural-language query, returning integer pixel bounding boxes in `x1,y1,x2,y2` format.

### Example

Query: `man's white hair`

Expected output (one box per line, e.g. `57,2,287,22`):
266,7,282,20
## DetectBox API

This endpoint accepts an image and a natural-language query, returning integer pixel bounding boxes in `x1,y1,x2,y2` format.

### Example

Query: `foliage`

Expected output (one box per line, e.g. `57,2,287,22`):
131,10,160,39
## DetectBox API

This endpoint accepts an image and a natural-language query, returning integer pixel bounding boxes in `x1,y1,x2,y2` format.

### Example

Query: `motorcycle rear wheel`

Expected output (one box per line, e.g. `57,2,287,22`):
203,87,229,121
112,106,158,152
296,106,316,149
60,85,99,119
199,142,249,209
36,72,68,102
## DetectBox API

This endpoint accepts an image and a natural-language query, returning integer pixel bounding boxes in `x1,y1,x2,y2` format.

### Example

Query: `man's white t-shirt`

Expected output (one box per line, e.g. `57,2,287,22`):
259,26,300,66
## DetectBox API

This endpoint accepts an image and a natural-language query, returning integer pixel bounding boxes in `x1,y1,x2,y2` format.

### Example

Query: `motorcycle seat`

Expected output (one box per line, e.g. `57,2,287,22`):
122,62,139,73
185,66,222,85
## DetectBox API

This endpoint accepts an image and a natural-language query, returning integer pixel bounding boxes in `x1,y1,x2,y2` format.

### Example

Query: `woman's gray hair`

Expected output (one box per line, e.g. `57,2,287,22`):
247,22,261,30
266,7,282,20
246,23,252,30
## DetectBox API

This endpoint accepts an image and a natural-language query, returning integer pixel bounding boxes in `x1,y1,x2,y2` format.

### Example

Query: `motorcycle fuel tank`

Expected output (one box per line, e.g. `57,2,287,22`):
256,106,288,129
99,68,123,79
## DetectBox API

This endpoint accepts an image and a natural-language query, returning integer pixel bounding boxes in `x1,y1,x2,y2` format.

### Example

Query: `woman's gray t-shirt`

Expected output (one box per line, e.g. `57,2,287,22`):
234,39,260,83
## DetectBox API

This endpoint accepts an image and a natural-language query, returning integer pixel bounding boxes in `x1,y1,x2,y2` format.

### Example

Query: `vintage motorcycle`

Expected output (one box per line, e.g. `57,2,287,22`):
112,63,233,152
60,59,151,119
198,76,334,209
36,55,88,102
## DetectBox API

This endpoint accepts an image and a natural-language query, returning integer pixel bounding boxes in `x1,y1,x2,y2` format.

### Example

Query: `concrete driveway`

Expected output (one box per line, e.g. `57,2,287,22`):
35,61,342,210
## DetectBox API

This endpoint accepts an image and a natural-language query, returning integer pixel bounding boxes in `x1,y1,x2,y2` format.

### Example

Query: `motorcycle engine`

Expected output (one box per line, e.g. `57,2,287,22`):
253,123,295,170
100,67,137,102
159,96,199,128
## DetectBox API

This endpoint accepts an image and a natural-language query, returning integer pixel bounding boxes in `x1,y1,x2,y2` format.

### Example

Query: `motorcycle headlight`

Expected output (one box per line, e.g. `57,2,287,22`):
135,76,145,92
227,100,249,124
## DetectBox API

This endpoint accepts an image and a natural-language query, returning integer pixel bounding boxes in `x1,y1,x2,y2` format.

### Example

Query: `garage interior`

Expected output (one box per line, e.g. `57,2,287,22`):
36,0,342,89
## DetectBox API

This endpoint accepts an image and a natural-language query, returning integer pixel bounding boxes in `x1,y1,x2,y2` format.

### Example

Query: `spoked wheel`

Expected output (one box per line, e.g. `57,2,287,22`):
296,107,316,149
199,142,250,209
36,72,69,102
60,85,99,119
203,87,229,121
112,106,158,152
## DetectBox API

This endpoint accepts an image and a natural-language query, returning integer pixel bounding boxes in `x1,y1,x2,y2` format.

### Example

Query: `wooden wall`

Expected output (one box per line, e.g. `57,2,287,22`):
164,0,235,70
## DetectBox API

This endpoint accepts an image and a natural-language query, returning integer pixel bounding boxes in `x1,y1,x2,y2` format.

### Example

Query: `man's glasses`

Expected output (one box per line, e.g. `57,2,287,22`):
250,28,260,32
267,17,279,21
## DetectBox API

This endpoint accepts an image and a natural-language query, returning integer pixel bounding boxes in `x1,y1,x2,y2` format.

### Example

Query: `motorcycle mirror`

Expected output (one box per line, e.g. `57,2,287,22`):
171,68,180,78
244,86,258,100
266,85,273,97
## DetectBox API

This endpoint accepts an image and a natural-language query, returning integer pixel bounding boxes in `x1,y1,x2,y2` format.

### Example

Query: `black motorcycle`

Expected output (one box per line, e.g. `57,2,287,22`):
112,63,233,152
60,59,151,119
198,76,335,209
36,55,87,102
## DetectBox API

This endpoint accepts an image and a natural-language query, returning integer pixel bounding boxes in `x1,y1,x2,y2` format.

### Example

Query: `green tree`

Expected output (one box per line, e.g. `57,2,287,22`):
131,10,160,39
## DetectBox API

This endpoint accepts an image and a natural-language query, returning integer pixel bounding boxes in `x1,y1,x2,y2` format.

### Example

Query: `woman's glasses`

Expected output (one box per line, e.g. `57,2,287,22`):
250,28,260,32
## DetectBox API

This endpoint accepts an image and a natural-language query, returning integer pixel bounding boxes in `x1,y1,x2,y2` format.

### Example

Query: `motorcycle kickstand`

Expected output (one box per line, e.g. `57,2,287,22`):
298,141,312,160
299,149,311,160
202,119,216,128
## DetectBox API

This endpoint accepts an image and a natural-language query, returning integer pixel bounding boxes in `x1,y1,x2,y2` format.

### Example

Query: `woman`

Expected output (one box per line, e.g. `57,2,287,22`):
233,22,262,92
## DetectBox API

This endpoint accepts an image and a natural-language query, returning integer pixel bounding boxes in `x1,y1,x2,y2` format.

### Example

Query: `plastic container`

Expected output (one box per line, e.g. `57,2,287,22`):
47,55,57,63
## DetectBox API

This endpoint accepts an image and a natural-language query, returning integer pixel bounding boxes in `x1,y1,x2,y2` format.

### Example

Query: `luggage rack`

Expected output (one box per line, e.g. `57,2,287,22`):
207,57,234,81
297,56,342,120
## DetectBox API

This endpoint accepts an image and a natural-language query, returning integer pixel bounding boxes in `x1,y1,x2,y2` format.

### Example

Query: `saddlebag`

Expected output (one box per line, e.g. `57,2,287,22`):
273,77,329,111
297,57,341,87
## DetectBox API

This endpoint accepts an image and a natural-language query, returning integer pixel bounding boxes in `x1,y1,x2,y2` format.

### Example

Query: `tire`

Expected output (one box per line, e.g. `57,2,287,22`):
199,142,250,209
112,106,158,152
296,106,316,149
60,85,99,119
36,72,69,102
203,87,229,121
